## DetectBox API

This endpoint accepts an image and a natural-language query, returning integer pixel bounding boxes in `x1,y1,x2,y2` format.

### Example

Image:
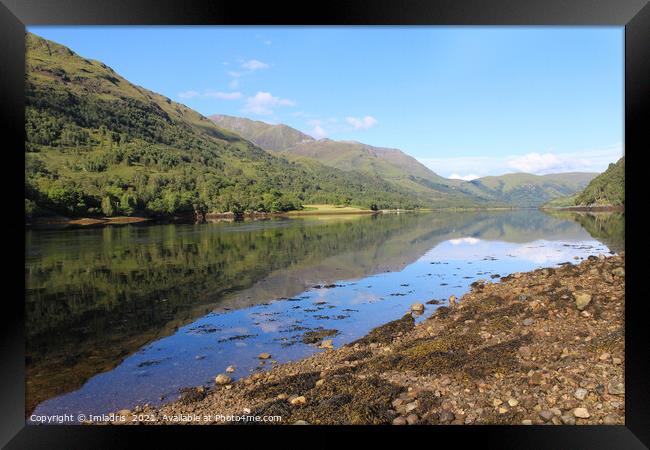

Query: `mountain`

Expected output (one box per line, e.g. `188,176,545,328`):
24,33,430,219
457,172,598,207
573,157,624,207
209,115,489,207
210,114,314,151
208,115,598,208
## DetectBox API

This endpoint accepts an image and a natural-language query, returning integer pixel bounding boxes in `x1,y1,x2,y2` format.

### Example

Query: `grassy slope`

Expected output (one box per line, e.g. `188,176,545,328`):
24,33,429,218
458,172,598,207
210,114,315,151
208,116,489,208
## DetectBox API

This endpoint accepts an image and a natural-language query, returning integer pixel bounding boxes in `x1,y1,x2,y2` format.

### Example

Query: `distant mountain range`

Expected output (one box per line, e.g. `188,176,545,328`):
210,115,598,208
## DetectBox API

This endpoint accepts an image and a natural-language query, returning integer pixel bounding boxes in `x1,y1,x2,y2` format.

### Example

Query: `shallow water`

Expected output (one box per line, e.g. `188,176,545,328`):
25,210,623,421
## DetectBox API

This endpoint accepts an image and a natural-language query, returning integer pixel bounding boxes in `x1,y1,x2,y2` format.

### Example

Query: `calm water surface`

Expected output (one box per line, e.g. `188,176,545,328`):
25,210,624,421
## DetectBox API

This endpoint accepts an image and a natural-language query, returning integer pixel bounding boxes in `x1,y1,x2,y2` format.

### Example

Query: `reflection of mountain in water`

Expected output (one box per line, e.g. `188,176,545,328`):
544,211,624,253
24,210,622,413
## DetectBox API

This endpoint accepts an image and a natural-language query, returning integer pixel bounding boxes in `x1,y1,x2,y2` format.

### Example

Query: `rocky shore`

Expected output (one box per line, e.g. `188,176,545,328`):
104,254,625,425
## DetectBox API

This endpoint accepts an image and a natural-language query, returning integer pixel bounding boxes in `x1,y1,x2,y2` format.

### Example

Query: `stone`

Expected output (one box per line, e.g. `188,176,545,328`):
573,408,590,418
611,267,625,277
226,365,236,373
574,292,592,310
508,398,519,407
410,303,425,313
392,416,407,425
449,295,457,305
392,398,404,408
406,414,419,425
523,318,534,326
293,420,309,425
405,401,418,413
258,352,272,359
539,410,554,421
529,372,543,385
561,414,576,425
608,381,625,396
438,410,455,423
277,393,288,400
603,414,619,425
214,374,232,385
290,396,307,406
599,353,611,361
574,388,588,400
492,398,503,407
319,340,334,349
518,294,529,301
315,379,325,387
521,419,533,425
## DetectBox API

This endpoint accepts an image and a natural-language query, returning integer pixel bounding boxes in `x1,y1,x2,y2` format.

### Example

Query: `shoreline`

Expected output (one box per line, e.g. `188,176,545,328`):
99,253,625,425
540,205,624,213
26,206,589,229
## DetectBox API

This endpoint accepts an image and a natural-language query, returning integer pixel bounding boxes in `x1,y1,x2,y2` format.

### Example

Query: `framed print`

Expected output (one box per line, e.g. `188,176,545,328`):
1,0,648,448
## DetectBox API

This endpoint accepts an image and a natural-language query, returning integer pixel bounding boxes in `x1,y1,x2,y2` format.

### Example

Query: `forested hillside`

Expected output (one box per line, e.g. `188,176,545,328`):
24,33,425,220
573,157,624,207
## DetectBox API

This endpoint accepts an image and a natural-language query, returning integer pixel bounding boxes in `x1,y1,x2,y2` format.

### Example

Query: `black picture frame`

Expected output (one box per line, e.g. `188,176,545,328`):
1,0,647,448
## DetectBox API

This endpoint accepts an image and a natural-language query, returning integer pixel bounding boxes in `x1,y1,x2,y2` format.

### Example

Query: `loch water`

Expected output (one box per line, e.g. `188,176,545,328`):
25,210,624,420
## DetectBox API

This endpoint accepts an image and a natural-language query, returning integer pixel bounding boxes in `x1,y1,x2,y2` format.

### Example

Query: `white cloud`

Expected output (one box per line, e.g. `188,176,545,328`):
204,91,243,100
241,59,269,70
418,144,623,178
243,91,295,115
346,116,378,130
312,125,328,139
178,90,199,99
178,90,242,101
449,173,480,181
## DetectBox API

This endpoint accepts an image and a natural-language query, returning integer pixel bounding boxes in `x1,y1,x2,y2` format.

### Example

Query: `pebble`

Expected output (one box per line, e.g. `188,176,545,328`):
293,420,310,425
410,303,425,313
319,340,334,349
214,374,232,385
573,408,590,418
574,292,592,310
539,410,554,421
574,388,588,400
290,396,307,406
226,365,236,373
521,419,533,425
603,414,618,425
438,410,455,423
523,318,534,326
608,381,625,395
258,353,272,359
392,417,407,425
406,414,418,425
508,398,519,407
449,295,457,305
561,414,576,425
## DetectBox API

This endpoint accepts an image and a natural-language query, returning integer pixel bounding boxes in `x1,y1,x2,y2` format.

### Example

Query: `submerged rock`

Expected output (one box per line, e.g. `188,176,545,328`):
410,303,425,313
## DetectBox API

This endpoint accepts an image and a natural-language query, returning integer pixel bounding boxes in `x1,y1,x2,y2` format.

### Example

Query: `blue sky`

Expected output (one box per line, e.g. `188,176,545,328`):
28,26,623,178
